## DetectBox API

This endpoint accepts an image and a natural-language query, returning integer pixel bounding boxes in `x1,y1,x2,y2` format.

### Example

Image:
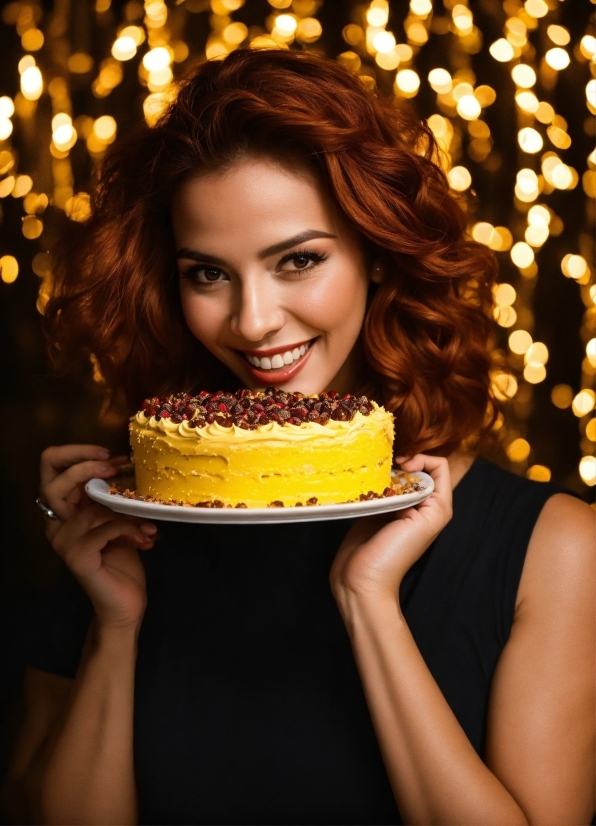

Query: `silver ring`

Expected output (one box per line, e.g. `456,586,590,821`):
35,497,60,520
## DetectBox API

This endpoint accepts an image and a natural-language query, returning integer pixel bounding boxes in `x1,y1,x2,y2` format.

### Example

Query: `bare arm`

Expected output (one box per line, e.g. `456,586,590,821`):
4,444,158,825
39,622,141,825
332,457,595,824
3,622,140,826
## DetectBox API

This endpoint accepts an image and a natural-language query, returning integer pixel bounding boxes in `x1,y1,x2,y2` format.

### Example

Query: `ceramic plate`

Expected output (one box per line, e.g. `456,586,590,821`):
85,472,434,525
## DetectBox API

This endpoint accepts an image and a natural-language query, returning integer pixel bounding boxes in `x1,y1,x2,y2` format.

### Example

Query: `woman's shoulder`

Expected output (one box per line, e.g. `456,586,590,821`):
516,490,595,614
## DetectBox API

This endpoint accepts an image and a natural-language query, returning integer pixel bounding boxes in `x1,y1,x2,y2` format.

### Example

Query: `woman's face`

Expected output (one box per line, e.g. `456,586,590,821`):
172,157,375,396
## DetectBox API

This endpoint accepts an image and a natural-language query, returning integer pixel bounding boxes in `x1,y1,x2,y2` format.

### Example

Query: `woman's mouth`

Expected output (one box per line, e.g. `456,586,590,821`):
238,338,317,383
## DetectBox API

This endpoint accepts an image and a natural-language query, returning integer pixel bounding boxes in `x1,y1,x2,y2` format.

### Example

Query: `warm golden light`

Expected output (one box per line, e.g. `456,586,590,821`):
366,2,389,28
561,254,588,280
447,166,471,191
296,18,322,43
511,64,536,88
580,35,596,59
527,465,551,482
410,0,432,13
143,47,172,72
511,242,535,268
525,342,548,366
551,384,573,409
525,223,549,247
491,370,518,401
0,255,19,283
535,101,555,123
572,390,596,417
516,168,539,195
524,0,548,18
456,94,481,120
21,28,44,51
579,456,596,486
22,215,43,239
518,127,543,153
586,419,596,442
0,118,13,140
93,115,117,142
223,22,248,45
587,339,596,369
0,97,15,118
20,65,43,100
111,36,137,61
547,25,570,46
395,69,420,97
509,330,533,355
527,204,550,226
506,438,531,462
515,90,539,113
494,305,517,327
372,30,396,54
489,38,514,62
523,363,546,384
545,47,570,71
494,283,516,307
274,14,297,36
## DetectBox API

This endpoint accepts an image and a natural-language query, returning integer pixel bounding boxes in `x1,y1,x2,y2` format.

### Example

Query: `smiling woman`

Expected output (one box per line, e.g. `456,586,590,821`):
7,49,594,826
172,160,372,396
44,48,497,458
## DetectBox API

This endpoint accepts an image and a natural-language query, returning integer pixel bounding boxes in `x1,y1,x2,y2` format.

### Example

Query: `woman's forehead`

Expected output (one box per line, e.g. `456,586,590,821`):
171,158,341,241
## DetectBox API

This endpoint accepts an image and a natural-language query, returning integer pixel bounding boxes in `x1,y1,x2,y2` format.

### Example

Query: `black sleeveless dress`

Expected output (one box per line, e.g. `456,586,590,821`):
26,459,572,825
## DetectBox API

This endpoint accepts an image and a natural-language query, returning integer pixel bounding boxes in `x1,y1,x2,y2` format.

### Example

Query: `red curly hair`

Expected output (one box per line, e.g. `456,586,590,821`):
45,48,498,456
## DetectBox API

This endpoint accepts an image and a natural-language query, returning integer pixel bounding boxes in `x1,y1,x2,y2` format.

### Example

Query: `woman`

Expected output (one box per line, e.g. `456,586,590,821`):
5,49,594,825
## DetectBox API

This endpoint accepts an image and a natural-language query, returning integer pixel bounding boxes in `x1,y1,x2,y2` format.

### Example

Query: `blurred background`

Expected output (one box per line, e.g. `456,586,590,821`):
0,0,594,793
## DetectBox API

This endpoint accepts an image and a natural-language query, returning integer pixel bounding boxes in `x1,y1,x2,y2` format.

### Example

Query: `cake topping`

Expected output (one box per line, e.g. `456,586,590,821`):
140,387,374,429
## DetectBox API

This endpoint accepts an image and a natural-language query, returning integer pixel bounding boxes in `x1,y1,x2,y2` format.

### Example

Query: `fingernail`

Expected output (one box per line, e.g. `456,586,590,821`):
99,463,115,474
98,450,111,459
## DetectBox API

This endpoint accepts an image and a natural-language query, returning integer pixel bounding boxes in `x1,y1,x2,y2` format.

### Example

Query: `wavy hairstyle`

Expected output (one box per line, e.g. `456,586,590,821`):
45,48,498,456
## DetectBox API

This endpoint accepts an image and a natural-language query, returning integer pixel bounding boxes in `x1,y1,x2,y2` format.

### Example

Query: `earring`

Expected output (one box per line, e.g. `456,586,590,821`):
371,262,384,283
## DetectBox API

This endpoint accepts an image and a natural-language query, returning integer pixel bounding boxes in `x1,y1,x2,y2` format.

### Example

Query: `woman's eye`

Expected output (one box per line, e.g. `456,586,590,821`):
278,250,327,272
181,266,228,285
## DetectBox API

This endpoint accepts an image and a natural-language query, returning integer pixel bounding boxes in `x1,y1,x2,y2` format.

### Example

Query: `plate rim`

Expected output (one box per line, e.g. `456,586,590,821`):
85,472,434,524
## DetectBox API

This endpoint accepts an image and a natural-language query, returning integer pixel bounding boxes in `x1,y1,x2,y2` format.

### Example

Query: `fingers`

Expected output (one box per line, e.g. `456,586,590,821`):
40,445,112,487
43,460,120,520
40,446,129,522
52,504,157,576
396,454,452,517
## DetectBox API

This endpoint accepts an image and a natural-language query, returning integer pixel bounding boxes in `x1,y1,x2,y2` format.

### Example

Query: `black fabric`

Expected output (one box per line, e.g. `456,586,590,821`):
25,459,572,825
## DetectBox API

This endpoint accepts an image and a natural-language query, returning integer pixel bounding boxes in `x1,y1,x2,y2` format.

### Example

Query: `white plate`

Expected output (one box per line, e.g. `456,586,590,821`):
85,472,434,525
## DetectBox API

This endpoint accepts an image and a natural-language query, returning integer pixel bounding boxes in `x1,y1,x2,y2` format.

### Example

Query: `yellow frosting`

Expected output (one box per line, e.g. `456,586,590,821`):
130,402,394,507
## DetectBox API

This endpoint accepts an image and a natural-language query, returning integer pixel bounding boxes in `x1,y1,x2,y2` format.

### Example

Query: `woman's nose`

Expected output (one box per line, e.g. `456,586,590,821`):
229,278,285,343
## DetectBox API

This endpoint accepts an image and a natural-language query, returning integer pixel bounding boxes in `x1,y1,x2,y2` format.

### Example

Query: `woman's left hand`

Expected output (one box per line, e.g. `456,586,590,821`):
330,455,453,607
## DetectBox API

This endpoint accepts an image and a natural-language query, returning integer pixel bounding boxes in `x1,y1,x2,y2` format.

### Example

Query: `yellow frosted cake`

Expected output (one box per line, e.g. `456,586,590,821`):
129,388,394,508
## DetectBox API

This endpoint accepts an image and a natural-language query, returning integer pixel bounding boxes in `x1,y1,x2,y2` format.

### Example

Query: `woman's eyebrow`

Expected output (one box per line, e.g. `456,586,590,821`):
257,230,336,259
176,230,336,265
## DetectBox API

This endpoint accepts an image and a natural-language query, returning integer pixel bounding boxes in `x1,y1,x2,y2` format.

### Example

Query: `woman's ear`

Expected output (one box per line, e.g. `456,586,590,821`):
370,261,384,284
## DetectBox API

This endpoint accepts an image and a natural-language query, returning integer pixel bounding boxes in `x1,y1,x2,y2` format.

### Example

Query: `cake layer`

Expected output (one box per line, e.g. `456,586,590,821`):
130,398,394,507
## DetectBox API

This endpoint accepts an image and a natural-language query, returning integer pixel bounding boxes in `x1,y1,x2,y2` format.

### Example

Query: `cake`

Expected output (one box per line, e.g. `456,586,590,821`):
129,388,395,508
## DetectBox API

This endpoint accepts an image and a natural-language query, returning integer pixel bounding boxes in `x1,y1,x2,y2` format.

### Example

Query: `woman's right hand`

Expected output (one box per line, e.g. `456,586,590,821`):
40,445,157,630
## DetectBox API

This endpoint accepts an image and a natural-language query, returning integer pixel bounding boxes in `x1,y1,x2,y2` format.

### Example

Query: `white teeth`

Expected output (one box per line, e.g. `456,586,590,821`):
246,340,312,370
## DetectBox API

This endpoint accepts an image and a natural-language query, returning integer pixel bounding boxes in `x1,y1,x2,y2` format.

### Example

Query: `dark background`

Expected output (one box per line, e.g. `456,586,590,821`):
0,0,594,801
